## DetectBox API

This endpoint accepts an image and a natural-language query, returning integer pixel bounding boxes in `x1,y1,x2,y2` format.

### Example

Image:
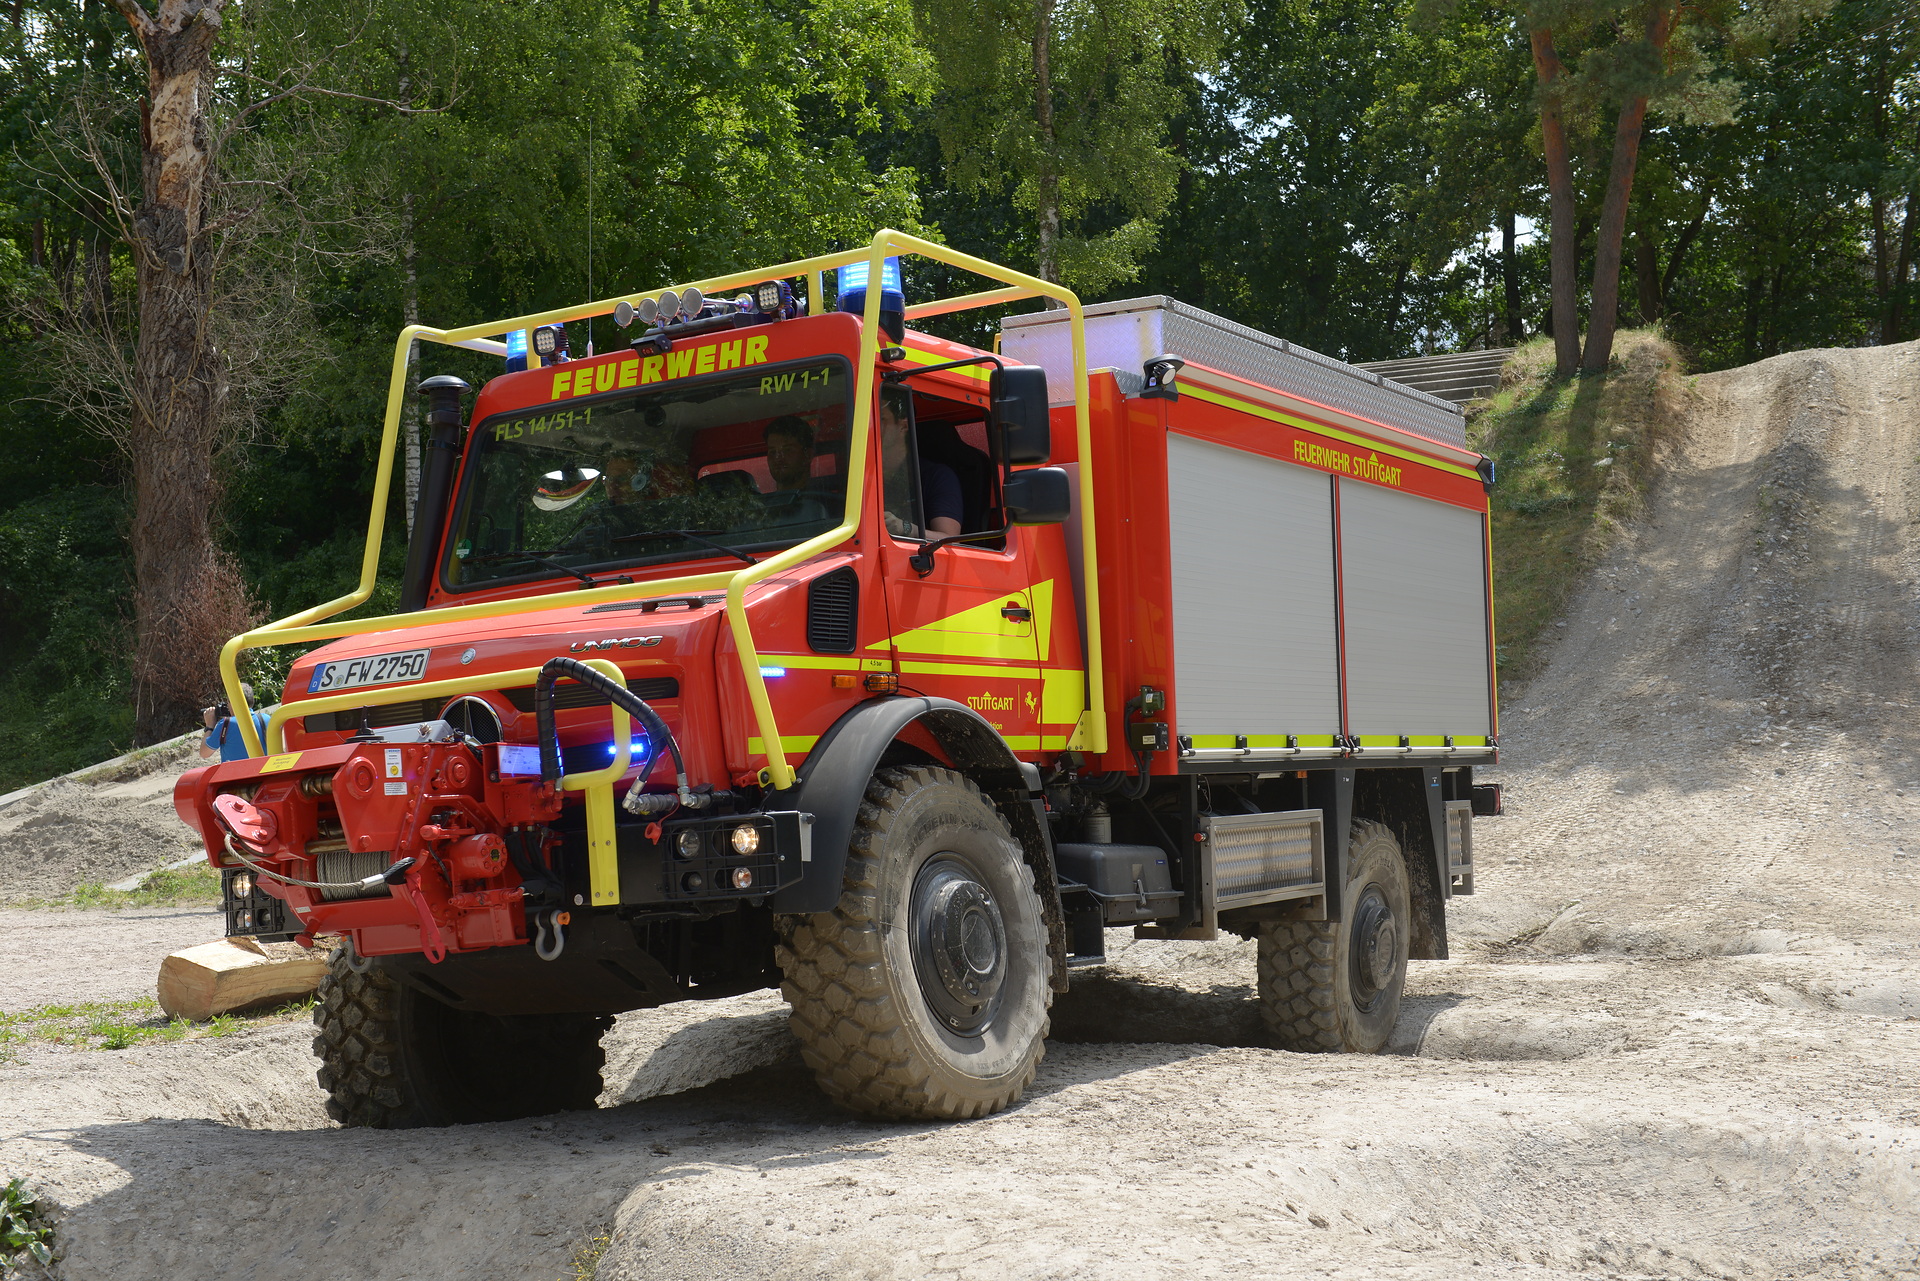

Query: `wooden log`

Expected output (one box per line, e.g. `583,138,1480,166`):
157,938,327,1022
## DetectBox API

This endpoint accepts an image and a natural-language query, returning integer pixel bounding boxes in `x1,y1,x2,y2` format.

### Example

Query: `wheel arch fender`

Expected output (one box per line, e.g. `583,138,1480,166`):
771,696,1068,989
1350,766,1451,961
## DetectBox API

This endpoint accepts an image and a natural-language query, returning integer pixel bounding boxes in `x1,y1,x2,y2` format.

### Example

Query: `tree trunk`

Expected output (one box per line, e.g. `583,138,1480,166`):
112,0,253,744
1581,0,1671,373
1633,220,1660,323
1659,181,1711,316
1529,26,1580,378
1889,188,1917,344
1871,193,1891,327
1032,0,1061,291
1500,210,1523,344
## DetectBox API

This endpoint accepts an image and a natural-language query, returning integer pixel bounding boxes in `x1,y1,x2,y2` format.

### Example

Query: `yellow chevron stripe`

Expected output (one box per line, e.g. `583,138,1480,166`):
873,579,1056,661
748,735,821,755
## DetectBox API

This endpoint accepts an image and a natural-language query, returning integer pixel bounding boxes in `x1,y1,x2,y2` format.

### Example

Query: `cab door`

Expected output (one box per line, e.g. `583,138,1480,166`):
874,392,1046,749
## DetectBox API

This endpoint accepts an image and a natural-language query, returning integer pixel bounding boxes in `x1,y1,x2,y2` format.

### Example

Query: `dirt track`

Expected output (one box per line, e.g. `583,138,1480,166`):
4,341,1920,1279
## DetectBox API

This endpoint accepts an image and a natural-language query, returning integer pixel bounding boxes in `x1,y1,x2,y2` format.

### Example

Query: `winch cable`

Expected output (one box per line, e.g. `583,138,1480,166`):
216,832,416,894
532,656,707,812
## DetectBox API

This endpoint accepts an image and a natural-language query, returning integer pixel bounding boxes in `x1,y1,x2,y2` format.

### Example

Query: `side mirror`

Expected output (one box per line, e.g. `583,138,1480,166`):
1003,467,1072,525
989,365,1051,465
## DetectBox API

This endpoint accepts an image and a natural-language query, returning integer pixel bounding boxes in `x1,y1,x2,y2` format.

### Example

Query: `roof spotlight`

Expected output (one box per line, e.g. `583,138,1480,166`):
637,297,659,326
613,300,637,329
658,290,681,321
752,280,788,315
1142,353,1186,401
680,286,705,318
532,325,560,359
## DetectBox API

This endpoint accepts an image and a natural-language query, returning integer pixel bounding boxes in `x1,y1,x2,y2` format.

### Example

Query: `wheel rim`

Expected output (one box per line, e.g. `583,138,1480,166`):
1347,883,1400,1013
909,854,1009,1037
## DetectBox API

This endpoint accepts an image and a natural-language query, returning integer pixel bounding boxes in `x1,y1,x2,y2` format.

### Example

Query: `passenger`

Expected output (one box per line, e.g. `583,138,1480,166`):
878,394,962,539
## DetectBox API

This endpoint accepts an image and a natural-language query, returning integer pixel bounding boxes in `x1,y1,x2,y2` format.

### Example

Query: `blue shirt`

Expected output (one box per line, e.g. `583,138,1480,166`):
205,711,271,762
919,458,963,528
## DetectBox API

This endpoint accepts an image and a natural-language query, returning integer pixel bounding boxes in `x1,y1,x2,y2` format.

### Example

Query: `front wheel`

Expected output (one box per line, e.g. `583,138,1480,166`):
312,945,610,1128
776,766,1051,1120
1256,819,1410,1053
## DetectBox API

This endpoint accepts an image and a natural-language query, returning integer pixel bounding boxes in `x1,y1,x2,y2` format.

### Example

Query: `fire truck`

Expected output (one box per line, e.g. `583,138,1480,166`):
173,232,1499,1127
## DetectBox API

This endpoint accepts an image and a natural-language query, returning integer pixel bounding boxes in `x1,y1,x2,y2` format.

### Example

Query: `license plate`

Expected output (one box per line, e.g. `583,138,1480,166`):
307,648,432,694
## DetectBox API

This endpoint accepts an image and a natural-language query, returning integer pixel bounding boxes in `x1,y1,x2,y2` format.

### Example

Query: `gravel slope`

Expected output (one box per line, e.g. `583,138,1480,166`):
3,340,1919,1280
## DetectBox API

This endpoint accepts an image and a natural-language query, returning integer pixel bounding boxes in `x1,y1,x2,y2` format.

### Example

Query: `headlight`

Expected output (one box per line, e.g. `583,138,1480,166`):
231,872,254,898
676,830,703,859
731,824,760,855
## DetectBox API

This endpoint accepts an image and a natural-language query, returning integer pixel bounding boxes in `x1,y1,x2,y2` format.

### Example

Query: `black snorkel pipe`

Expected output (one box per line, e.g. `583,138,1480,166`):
399,375,472,612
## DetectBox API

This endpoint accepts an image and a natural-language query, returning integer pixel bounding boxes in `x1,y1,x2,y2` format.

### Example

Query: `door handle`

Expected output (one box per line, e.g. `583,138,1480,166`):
1001,605,1032,623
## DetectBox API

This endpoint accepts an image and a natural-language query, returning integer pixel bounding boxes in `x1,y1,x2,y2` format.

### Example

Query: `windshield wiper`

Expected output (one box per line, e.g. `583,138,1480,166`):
610,528,757,565
467,550,605,588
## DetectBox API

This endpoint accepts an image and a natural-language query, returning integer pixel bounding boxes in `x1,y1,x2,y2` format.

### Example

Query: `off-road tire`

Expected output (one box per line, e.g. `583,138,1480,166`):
1257,820,1410,1054
775,766,1051,1120
313,945,610,1128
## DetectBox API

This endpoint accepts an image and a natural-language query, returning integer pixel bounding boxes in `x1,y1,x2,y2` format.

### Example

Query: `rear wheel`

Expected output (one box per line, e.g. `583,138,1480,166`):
776,766,1051,1120
1256,820,1410,1053
313,945,610,1128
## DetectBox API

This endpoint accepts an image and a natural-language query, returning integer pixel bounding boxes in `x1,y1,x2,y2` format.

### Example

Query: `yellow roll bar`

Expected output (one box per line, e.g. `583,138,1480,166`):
220,230,1106,791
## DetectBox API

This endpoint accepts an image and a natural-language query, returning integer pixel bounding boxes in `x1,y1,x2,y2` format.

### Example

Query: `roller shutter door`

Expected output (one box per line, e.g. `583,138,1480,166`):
1337,479,1491,738
1167,434,1341,739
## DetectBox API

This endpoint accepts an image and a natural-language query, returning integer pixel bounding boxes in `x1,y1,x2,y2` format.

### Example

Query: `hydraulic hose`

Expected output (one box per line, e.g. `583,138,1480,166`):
531,655,705,812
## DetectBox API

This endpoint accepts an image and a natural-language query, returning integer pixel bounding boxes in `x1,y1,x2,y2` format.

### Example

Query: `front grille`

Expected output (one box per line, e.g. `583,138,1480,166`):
807,567,858,654
500,677,678,713
299,678,679,735
303,699,442,735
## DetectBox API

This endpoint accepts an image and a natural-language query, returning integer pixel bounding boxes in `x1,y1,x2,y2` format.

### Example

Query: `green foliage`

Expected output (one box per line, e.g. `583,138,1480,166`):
1,1177,53,1273
54,865,224,910
917,0,1238,290
1474,329,1689,678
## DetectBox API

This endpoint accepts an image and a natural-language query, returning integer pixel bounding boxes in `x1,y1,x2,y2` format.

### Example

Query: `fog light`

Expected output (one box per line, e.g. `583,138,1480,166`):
731,824,760,855
234,908,252,930
230,871,254,898
681,871,705,892
676,830,703,859
730,867,754,890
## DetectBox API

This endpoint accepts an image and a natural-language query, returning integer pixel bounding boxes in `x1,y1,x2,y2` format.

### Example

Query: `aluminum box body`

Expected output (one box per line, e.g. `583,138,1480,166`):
1004,300,1497,770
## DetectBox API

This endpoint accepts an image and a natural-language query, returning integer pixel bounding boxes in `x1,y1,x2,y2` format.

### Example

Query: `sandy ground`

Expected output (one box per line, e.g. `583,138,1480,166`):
3,340,1920,1279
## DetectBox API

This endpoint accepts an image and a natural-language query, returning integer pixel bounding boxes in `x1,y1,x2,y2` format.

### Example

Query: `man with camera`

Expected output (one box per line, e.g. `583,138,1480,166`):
198,683,271,762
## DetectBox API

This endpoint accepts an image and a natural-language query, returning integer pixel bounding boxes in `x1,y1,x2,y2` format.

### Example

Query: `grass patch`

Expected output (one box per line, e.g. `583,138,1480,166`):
25,864,224,911
564,1227,613,1280
0,994,315,1065
1472,329,1690,682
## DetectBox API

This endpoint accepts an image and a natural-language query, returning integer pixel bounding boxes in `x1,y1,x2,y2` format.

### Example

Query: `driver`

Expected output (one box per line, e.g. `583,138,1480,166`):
764,416,815,492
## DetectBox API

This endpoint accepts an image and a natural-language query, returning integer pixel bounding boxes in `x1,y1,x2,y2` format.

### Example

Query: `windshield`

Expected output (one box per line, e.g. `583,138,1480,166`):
443,356,851,590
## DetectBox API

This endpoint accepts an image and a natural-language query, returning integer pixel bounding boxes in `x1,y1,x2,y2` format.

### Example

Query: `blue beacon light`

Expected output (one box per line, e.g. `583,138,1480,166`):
836,256,906,342
608,732,653,761
505,328,529,373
